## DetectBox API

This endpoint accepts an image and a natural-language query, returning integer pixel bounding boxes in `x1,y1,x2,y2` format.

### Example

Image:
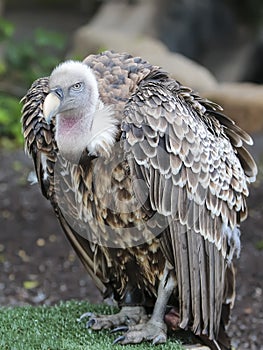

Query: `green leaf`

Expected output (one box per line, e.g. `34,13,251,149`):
23,281,40,290
0,60,7,75
0,109,9,124
0,18,15,41
255,240,263,250
0,94,23,146
34,28,66,49
0,20,68,148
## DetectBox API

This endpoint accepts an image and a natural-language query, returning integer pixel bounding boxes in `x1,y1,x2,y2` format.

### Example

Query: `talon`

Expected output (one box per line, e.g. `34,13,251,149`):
152,334,166,345
77,312,95,322
113,335,126,345
111,326,129,333
86,318,96,328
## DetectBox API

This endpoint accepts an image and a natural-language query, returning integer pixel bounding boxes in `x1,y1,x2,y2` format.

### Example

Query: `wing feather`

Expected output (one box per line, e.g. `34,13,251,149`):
187,228,201,334
123,74,256,339
172,223,191,329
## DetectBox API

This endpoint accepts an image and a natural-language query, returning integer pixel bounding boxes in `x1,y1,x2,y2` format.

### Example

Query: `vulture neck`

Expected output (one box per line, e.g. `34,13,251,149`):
55,101,118,163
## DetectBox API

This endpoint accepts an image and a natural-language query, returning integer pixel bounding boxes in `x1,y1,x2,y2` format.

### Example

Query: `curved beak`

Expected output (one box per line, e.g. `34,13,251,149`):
43,88,63,124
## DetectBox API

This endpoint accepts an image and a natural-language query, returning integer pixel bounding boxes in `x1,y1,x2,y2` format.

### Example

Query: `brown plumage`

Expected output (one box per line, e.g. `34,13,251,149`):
21,50,257,349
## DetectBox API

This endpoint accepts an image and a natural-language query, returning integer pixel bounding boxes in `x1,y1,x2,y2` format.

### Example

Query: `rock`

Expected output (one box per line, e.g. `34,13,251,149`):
204,83,263,134
70,0,218,92
87,0,158,37
71,0,263,134
156,0,237,62
72,0,157,55
133,39,218,91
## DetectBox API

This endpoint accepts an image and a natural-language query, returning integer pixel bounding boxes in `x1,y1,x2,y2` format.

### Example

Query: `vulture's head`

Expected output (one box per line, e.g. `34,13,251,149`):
43,61,118,161
43,61,98,123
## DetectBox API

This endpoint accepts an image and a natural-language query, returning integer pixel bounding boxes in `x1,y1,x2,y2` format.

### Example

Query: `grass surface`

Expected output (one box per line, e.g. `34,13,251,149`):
0,300,184,350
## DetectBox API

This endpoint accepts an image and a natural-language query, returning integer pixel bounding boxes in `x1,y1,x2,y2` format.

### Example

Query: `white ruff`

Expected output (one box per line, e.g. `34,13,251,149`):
88,102,119,157
56,102,119,162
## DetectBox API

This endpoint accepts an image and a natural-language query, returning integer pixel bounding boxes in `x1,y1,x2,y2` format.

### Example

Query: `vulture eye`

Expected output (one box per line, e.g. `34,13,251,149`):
71,82,83,91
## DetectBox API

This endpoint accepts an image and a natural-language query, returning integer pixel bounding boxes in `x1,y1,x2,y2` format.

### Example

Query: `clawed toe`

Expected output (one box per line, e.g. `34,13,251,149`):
77,311,95,322
112,321,167,345
111,326,129,334
113,335,126,344
78,308,167,345
86,318,96,329
78,306,148,331
152,333,167,345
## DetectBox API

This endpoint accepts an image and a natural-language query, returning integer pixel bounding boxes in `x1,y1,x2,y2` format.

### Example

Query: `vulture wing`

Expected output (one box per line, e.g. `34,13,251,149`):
21,77,108,294
122,70,257,339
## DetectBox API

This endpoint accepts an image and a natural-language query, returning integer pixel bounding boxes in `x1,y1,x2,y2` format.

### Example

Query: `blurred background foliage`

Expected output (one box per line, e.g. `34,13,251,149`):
0,0,263,149
0,17,67,148
0,0,100,148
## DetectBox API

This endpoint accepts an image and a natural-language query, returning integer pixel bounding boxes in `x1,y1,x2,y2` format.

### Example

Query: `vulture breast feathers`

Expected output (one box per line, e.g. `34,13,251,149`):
21,51,257,349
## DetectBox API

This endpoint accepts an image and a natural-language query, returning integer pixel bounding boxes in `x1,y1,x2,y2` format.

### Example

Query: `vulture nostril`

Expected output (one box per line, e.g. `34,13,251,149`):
54,88,63,100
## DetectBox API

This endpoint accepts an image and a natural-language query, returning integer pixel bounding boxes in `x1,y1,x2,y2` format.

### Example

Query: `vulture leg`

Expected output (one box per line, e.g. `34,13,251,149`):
80,306,148,331
114,265,176,345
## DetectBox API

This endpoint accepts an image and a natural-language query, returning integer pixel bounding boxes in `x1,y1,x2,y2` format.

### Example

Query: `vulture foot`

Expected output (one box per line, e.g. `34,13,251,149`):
113,320,167,345
80,306,148,331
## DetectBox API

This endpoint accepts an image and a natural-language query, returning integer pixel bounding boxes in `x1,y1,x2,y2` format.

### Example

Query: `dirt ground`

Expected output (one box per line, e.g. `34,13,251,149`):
0,138,262,349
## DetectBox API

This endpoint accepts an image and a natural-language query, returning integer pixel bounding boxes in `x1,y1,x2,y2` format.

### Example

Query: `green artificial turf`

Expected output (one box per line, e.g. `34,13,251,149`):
0,300,184,350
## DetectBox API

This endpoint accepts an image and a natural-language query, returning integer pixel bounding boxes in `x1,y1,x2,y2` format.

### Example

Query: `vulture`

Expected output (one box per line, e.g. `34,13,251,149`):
21,50,257,349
